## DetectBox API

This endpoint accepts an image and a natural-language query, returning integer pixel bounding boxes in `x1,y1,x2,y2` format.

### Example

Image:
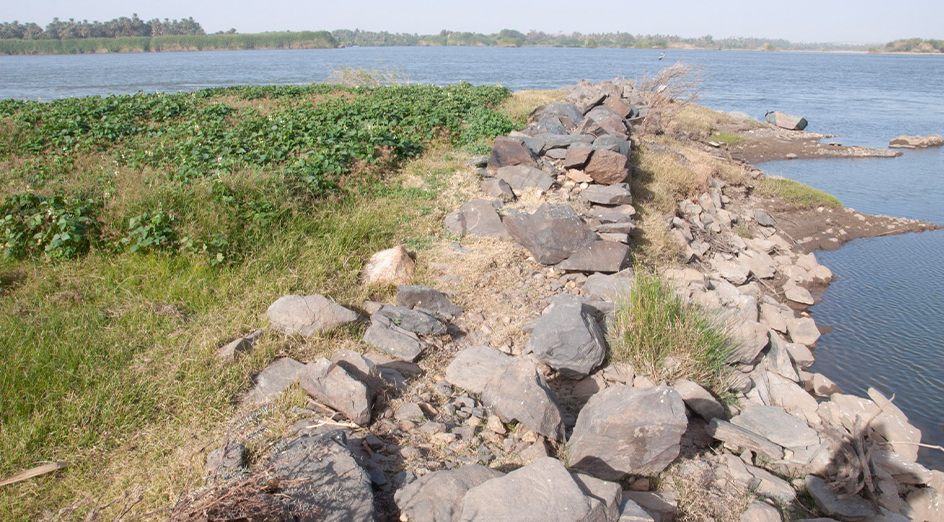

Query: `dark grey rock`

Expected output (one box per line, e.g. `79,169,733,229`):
458,457,607,522
558,241,631,273
754,210,777,228
480,178,516,202
545,148,568,160
503,203,597,265
583,271,635,302
363,314,426,362
594,222,637,235
395,465,504,522
583,206,636,224
482,356,565,441
569,385,688,480
526,294,606,379
487,136,538,173
395,402,426,422
271,433,374,522
447,199,511,240
396,285,463,320
267,294,361,337
539,102,585,125
467,156,489,168
593,135,631,156
216,329,263,362
541,133,595,149
496,165,555,191
375,305,447,335
580,183,633,205
206,443,246,475
535,116,568,135
446,345,511,393
248,357,306,404
621,491,678,522
571,472,623,522
585,150,631,185
330,349,384,394
299,358,371,426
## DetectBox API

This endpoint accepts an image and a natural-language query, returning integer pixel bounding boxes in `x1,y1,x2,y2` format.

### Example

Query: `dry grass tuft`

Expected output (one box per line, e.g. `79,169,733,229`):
326,65,412,87
668,457,757,522
667,104,737,138
500,90,566,127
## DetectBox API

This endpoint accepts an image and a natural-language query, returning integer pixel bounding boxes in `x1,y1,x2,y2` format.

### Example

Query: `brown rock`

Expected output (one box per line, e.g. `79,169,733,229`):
563,147,594,170
584,149,630,185
487,136,538,173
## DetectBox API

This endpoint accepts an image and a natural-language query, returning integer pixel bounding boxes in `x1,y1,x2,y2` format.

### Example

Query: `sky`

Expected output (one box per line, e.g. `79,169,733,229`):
3,0,942,43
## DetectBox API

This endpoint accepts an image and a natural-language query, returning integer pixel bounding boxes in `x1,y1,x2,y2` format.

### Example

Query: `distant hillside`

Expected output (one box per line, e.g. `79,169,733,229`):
884,38,944,53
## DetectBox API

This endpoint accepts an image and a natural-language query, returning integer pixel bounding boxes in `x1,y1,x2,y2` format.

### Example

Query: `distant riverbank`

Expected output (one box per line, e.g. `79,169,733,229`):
0,31,336,55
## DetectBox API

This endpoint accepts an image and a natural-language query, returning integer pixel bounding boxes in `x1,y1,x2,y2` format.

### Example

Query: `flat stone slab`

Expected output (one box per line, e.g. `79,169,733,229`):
496,165,555,191
580,183,633,205
805,475,875,521
248,357,305,404
558,241,631,274
267,294,361,337
487,136,538,173
731,405,819,448
446,345,511,394
396,285,463,320
446,199,511,240
374,305,447,335
271,433,374,522
363,314,426,362
583,270,634,302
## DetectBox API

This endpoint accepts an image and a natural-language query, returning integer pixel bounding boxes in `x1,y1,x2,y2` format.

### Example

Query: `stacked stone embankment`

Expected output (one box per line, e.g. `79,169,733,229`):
208,80,942,522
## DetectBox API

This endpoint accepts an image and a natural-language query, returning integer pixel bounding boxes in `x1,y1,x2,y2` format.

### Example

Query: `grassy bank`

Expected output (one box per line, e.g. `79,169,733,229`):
0,82,517,519
0,31,336,55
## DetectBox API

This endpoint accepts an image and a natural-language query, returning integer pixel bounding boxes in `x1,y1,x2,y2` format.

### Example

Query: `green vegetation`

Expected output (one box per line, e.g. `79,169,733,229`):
608,269,735,395
0,82,513,519
710,131,743,145
0,14,204,40
885,38,944,53
757,178,843,210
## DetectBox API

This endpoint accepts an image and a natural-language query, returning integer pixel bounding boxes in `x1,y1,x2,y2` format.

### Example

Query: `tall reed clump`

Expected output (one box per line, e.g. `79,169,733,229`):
608,269,735,395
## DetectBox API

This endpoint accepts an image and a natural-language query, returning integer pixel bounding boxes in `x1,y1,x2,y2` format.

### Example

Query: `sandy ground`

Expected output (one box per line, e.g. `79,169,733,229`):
713,122,901,163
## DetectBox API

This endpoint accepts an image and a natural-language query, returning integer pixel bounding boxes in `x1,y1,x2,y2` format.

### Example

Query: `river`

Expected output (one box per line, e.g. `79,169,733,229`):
2,46,943,469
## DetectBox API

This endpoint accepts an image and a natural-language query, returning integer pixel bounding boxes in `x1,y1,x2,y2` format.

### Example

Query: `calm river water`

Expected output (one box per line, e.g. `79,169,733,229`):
2,47,943,468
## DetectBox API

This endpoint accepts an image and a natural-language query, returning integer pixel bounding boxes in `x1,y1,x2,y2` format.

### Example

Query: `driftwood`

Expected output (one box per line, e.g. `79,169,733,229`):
706,419,784,460
0,462,67,488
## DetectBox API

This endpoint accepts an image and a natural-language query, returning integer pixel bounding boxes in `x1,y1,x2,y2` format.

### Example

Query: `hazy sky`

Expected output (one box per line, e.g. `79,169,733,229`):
5,0,942,43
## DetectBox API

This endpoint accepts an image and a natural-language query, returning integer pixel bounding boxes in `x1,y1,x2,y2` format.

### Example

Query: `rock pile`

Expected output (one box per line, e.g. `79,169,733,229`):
209,80,941,522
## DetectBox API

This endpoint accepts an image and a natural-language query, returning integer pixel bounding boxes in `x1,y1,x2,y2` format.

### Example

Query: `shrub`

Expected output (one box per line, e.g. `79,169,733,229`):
0,193,99,260
121,210,177,253
459,106,517,154
608,269,735,394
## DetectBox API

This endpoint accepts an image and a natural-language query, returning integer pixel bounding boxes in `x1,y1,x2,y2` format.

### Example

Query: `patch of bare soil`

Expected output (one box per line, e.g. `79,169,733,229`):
716,122,901,163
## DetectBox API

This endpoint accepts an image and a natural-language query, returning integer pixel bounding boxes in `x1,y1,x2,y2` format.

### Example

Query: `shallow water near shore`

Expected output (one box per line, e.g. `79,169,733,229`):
2,46,943,468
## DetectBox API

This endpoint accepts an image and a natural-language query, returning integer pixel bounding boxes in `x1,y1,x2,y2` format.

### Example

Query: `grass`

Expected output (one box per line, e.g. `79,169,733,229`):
608,269,735,395
756,177,843,210
0,32,336,55
0,83,515,520
710,131,744,145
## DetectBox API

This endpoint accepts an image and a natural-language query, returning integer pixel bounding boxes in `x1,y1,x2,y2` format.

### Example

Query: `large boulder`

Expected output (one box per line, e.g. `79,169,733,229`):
487,136,538,173
558,241,631,274
458,457,615,522
298,358,371,426
482,356,565,440
445,199,511,239
362,245,415,286
569,386,688,480
503,203,597,265
395,464,504,522
267,294,361,337
396,285,463,320
584,150,630,185
496,165,555,191
271,432,374,522
526,294,607,379
446,345,511,393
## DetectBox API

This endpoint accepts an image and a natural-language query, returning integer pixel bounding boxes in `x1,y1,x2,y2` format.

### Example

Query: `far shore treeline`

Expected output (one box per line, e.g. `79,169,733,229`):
0,15,941,55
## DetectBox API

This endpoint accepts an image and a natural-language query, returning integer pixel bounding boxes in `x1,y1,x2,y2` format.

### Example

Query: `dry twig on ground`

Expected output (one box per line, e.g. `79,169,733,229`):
636,62,705,135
